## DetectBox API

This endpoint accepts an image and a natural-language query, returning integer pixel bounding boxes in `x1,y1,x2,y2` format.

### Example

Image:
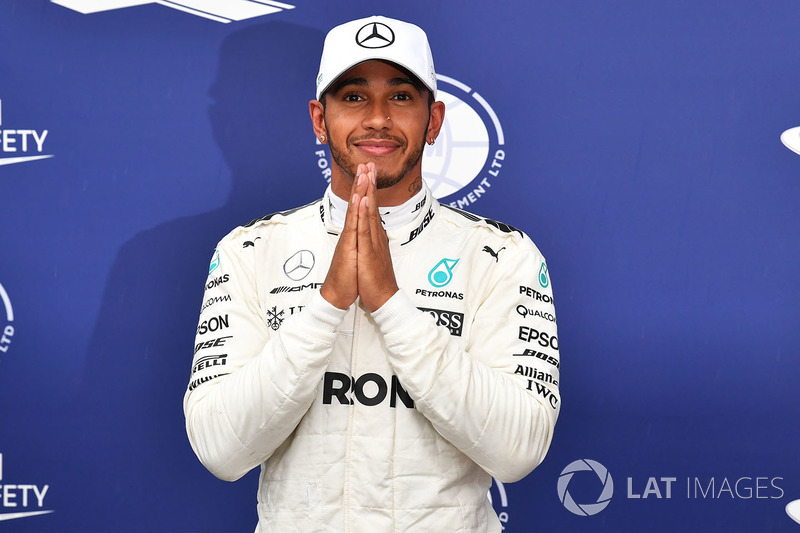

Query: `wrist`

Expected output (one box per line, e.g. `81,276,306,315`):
320,284,353,310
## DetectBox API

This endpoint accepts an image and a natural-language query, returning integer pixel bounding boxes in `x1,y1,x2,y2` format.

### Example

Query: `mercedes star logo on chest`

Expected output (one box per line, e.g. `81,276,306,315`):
283,250,315,281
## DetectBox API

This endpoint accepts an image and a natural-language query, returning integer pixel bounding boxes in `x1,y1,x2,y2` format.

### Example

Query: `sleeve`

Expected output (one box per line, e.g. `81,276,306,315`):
183,238,347,482
371,235,559,483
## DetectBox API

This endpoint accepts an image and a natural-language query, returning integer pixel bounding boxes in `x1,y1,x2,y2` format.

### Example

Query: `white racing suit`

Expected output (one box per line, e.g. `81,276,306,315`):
184,185,560,532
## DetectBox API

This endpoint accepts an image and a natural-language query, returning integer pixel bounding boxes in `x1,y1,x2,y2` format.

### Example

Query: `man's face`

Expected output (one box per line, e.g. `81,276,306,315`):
321,61,432,190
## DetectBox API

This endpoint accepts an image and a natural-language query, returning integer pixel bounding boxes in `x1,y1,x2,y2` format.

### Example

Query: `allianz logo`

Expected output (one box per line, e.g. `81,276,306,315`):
52,0,295,24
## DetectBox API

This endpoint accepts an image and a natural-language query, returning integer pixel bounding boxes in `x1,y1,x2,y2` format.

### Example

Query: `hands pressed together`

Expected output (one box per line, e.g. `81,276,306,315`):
320,162,399,312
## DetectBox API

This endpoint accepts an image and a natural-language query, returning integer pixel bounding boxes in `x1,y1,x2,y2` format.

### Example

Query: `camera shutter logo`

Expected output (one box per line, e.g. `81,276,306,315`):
283,250,315,281
558,459,614,516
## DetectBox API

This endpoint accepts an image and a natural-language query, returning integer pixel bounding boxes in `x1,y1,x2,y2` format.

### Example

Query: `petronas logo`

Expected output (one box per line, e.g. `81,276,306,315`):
538,263,549,289
428,258,459,288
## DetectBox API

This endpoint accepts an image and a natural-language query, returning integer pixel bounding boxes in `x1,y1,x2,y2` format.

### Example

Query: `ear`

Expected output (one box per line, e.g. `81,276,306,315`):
309,100,327,142
426,100,445,142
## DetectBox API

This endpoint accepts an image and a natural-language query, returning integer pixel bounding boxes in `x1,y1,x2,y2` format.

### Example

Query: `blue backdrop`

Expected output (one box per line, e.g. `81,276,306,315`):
1,1,799,531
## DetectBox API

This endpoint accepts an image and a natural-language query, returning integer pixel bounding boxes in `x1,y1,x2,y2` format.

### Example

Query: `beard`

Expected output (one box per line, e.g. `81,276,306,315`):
328,133,426,189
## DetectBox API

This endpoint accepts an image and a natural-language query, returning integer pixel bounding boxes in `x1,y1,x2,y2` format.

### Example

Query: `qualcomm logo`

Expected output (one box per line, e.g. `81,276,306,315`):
781,126,800,156
0,282,14,355
52,0,295,24
312,74,505,209
558,459,614,516
0,100,53,168
0,453,54,522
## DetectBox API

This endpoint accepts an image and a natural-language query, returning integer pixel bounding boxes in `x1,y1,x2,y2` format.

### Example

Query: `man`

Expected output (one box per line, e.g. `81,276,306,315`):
185,15,560,532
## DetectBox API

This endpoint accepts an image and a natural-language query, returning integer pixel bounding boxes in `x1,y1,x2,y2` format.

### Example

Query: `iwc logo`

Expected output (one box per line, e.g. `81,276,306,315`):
355,22,395,49
558,459,614,516
0,282,14,356
311,75,505,209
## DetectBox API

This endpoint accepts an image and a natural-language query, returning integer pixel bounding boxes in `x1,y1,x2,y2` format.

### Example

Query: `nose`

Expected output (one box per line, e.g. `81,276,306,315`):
362,100,391,131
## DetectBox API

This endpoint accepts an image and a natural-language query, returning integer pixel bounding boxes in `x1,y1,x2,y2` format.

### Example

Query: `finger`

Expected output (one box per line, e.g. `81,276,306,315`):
357,194,371,238
342,164,366,236
355,162,370,198
365,164,385,247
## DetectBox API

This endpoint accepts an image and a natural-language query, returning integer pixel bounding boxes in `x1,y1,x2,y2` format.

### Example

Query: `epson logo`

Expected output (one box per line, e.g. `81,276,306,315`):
206,274,229,290
270,282,323,294
194,336,232,354
192,354,228,374
196,314,229,336
322,372,414,409
518,326,559,351
417,307,464,337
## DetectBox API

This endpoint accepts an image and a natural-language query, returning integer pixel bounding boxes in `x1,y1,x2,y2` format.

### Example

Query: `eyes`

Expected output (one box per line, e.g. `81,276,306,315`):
341,91,414,103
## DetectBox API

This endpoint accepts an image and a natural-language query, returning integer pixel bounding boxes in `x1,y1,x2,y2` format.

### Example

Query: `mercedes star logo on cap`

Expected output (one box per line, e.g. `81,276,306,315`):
356,22,395,49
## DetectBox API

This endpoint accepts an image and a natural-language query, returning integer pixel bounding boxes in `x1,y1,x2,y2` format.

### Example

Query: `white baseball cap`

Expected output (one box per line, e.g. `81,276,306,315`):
315,15,437,100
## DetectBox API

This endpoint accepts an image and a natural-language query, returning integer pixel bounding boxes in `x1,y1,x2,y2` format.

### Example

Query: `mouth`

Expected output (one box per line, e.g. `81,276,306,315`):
353,138,402,157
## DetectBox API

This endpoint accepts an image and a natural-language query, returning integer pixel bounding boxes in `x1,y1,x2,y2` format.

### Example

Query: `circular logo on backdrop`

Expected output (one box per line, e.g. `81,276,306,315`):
311,74,505,210
558,459,614,516
283,250,315,281
488,478,513,529
422,75,505,208
356,22,395,49
0,282,15,356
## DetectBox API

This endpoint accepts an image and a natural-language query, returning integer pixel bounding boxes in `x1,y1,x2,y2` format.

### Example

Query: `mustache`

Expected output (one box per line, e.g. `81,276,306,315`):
350,133,406,147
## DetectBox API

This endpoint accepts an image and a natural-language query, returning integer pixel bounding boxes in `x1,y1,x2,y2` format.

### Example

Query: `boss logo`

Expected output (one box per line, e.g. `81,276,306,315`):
417,307,463,337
